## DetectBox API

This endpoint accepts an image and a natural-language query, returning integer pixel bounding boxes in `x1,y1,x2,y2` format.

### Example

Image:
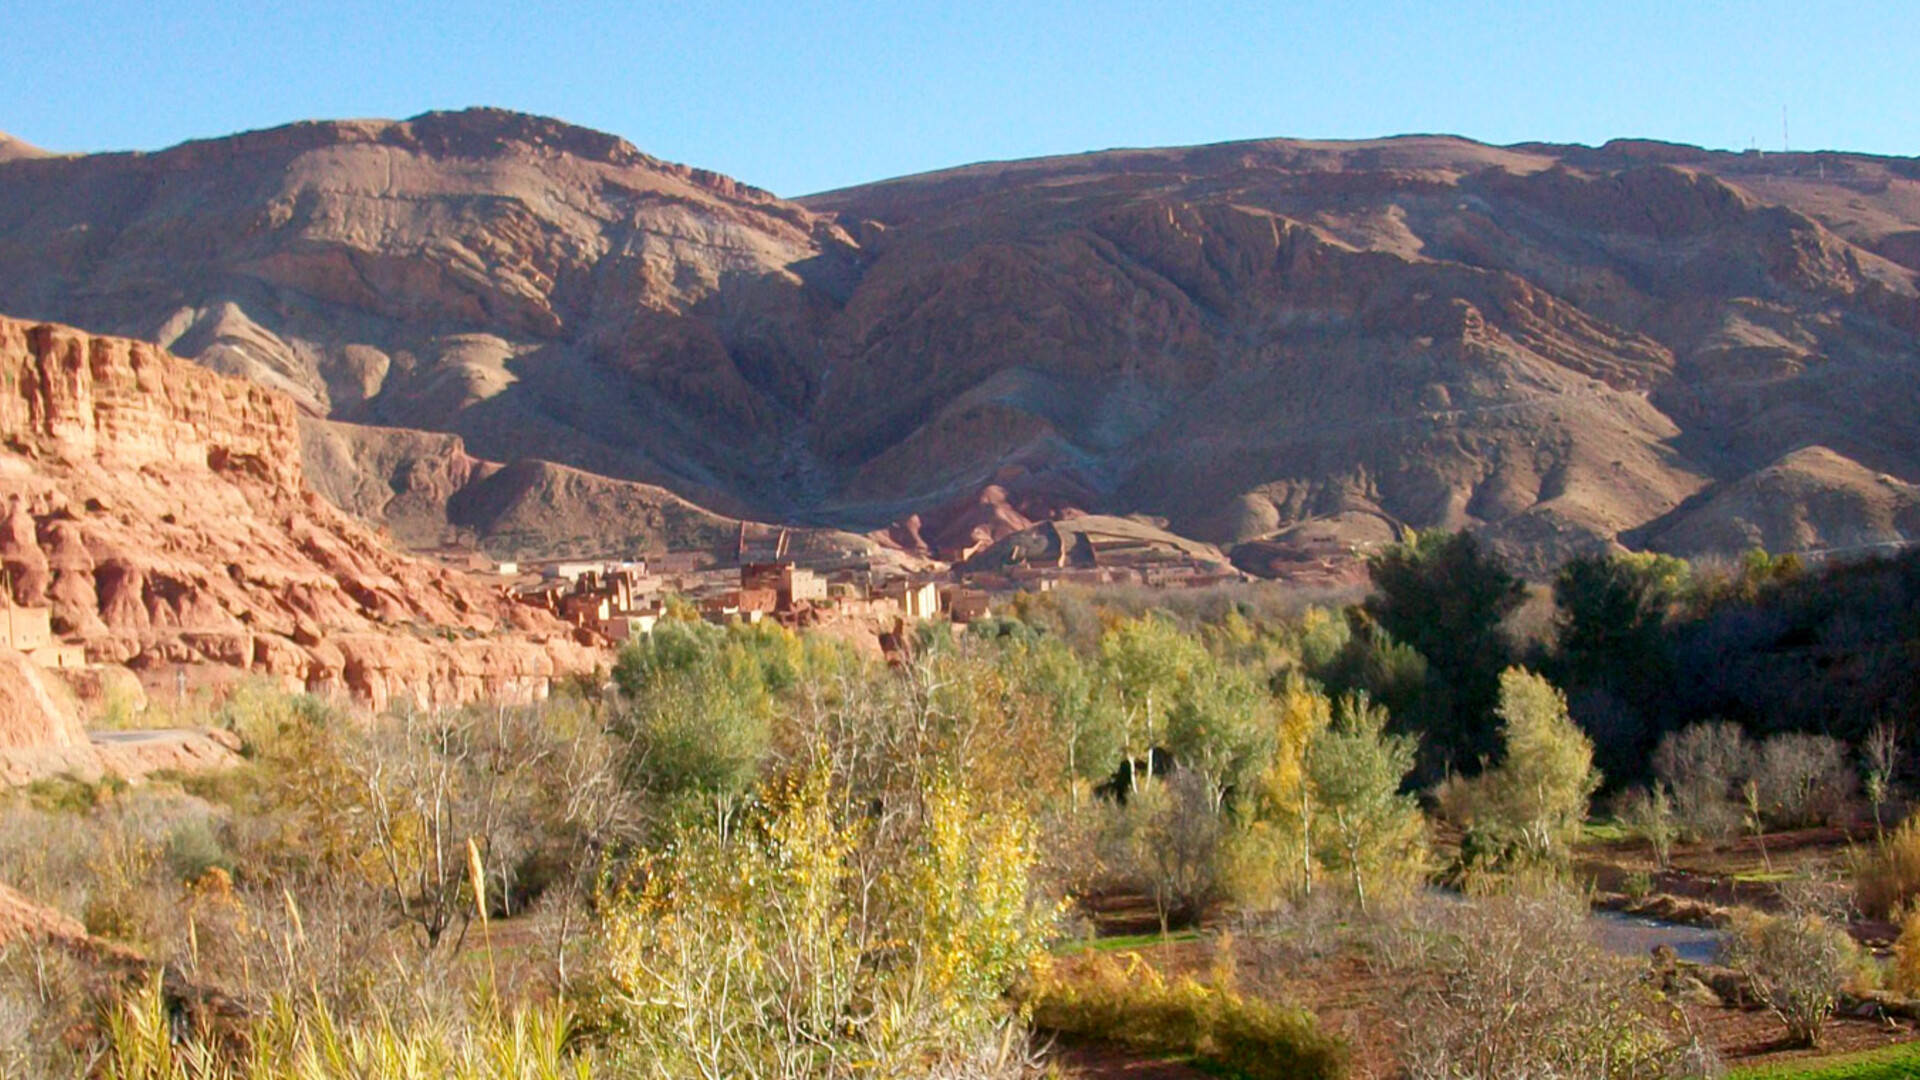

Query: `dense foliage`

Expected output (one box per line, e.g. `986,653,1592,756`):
12,530,1920,1076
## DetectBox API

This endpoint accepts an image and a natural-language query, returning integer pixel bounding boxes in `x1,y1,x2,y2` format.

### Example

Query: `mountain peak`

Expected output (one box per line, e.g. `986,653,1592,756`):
393,107,652,168
0,131,52,163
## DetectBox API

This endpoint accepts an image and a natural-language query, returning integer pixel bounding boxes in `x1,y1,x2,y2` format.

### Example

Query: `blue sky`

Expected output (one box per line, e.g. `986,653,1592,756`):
4,1,1915,196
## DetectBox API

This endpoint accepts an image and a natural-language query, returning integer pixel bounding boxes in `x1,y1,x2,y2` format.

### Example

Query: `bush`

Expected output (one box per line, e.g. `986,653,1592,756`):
1854,814,1920,919
1618,782,1679,870
1889,905,1920,996
1653,721,1755,841
1753,734,1858,829
600,769,1054,1078
1723,905,1862,1048
1623,870,1656,900
0,944,88,1080
1112,770,1225,933
1026,947,1347,1080
1399,886,1718,1079
100,972,589,1080
163,814,232,883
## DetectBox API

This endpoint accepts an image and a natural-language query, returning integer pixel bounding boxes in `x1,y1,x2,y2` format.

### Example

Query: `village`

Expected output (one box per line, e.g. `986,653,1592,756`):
493,518,1264,654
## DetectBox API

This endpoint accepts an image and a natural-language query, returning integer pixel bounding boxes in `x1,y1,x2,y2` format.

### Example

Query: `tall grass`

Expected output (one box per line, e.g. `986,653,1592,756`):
1854,815,1920,920
1024,946,1347,1080
99,975,589,1080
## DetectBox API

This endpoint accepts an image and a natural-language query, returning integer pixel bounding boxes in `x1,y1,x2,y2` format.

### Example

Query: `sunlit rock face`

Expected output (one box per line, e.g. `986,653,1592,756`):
0,315,598,711
4,113,1920,571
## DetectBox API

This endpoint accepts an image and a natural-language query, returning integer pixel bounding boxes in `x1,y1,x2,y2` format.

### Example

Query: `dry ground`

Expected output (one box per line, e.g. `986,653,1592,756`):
1049,836,1920,1080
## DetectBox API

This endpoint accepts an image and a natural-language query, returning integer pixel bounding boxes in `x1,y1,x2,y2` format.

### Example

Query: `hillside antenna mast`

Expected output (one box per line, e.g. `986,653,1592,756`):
1782,106,1790,153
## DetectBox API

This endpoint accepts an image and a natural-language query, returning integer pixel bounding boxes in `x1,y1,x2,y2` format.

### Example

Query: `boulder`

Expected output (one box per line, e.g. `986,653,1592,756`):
0,644,85,749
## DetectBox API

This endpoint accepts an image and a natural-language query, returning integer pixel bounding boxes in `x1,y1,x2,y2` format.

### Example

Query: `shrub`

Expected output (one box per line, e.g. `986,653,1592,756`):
1114,770,1225,933
1623,870,1656,900
1753,734,1858,829
1723,905,1862,1048
163,815,232,883
0,944,88,1080
1854,814,1920,919
1399,886,1718,1079
1889,905,1920,996
1026,948,1347,1080
99,973,589,1080
1618,782,1680,870
1653,722,1755,841
600,768,1054,1078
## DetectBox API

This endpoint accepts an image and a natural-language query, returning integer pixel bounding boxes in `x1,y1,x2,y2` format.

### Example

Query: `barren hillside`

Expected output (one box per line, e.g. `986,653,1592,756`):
5,113,1920,571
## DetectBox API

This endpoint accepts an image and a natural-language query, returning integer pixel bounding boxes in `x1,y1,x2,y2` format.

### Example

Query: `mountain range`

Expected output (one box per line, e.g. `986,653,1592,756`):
4,108,1919,572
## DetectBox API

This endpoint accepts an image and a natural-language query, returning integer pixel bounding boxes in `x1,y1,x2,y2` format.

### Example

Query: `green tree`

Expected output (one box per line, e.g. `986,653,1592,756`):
1305,693,1426,913
1553,552,1688,683
1099,615,1209,788
1552,552,1690,782
1166,660,1277,813
1483,667,1601,862
1012,637,1125,803
612,623,775,823
1311,612,1443,773
1363,530,1524,770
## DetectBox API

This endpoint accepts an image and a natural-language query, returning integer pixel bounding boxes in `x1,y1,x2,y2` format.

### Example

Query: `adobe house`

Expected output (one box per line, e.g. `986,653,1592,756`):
0,602,84,668
700,588,775,624
0,603,53,652
947,589,992,624
884,580,941,621
531,565,661,641
600,611,660,642
650,552,704,576
741,562,828,610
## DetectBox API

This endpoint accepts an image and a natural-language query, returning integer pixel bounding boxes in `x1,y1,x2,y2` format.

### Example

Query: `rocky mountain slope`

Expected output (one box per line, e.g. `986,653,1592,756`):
4,112,1920,570
0,315,596,710
296,417,888,562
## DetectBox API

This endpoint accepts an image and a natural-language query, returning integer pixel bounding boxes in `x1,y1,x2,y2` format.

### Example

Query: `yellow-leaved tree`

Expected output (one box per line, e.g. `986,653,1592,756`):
601,765,1054,1078
1441,667,1600,867
1230,674,1332,904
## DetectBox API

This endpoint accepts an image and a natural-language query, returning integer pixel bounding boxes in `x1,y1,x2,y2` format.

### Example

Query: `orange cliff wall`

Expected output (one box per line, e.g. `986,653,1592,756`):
0,316,599,711
0,319,304,489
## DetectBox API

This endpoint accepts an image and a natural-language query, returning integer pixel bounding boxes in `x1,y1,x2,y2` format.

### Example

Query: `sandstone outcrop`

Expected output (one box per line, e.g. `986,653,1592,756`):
0,315,598,711
4,113,1920,571
0,879,140,966
0,880,90,950
0,645,86,749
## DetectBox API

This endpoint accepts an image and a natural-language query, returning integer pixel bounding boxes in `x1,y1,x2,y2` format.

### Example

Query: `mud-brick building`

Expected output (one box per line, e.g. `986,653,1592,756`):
741,562,827,610
0,603,84,668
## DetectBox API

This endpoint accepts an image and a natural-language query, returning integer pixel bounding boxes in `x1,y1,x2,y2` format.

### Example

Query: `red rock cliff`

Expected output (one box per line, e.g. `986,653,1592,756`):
0,316,598,711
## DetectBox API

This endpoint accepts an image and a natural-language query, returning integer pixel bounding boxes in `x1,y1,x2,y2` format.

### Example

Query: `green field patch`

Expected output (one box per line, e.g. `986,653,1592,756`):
1581,820,1635,844
1729,1039,1920,1079
1054,929,1203,954
1732,869,1802,884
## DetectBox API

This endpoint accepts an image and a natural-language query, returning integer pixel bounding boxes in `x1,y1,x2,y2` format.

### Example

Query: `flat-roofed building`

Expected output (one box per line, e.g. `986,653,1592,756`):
742,562,828,610
884,580,941,621
0,604,53,652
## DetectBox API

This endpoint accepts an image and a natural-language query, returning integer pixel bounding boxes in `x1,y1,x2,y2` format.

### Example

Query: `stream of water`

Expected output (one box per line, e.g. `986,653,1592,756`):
1588,908,1724,964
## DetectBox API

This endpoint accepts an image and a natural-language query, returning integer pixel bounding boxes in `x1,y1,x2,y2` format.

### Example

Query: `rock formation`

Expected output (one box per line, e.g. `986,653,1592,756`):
0,645,86,750
0,315,598,711
0,880,91,950
296,416,846,560
3,112,1920,571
